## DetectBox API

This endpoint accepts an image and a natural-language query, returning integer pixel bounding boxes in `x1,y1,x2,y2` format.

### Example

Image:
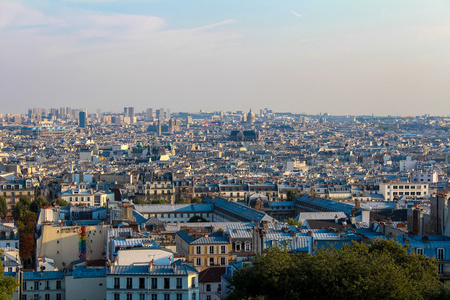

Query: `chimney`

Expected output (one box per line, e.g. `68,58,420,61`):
335,215,339,223
148,259,155,272
355,198,361,210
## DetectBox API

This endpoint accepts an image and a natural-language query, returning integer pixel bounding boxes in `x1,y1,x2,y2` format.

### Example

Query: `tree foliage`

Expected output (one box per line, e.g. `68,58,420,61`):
150,199,166,204
175,197,186,204
0,253,19,300
134,199,147,205
30,196,49,213
286,189,299,201
0,196,7,219
227,239,446,300
284,218,302,226
51,198,70,207
16,211,37,269
191,197,202,204
12,196,31,220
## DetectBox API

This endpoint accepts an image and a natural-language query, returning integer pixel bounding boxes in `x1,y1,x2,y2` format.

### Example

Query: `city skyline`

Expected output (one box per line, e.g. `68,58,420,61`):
1,0,450,115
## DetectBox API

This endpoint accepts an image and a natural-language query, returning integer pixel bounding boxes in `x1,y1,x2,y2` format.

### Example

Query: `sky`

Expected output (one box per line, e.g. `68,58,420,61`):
1,0,450,116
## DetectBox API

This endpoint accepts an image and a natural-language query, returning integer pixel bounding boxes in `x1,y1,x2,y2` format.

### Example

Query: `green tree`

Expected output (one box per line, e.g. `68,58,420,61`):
191,197,202,204
150,199,166,204
12,196,31,220
134,199,147,205
30,196,49,213
0,196,7,219
286,189,299,201
227,239,447,300
284,218,302,226
18,195,31,207
175,197,186,204
54,198,70,206
0,251,19,299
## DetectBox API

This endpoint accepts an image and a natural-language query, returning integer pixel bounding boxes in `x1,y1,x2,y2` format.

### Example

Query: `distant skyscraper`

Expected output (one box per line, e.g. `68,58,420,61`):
157,120,162,136
79,111,86,128
156,108,164,122
146,108,153,120
166,109,171,120
128,107,135,123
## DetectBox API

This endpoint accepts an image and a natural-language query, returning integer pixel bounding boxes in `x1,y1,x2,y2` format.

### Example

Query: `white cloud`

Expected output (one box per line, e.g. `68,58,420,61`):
290,10,302,18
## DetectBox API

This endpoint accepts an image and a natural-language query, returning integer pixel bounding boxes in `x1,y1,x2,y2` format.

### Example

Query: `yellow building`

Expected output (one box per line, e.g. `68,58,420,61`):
0,179,36,211
175,227,233,271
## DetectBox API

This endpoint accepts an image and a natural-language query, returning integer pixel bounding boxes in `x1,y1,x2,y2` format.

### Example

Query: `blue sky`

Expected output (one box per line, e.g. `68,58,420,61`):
1,0,450,115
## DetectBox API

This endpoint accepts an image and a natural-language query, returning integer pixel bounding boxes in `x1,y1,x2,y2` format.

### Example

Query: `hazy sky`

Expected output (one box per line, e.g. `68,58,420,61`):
1,0,450,115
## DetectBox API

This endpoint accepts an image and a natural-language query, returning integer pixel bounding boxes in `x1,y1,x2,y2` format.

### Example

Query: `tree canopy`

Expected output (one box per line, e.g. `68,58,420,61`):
227,239,448,300
30,196,49,213
0,254,19,300
0,196,7,219
134,199,147,205
150,199,166,204
191,197,202,204
286,189,299,201
52,198,70,207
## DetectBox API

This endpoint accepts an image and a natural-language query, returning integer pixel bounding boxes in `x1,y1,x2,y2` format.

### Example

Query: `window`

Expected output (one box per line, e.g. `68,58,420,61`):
45,295,50,300
206,296,211,300
139,278,145,289
220,246,226,254
209,246,214,254
140,295,145,300
46,281,50,290
176,294,182,300
196,258,202,266
56,280,61,289
114,294,120,300
209,257,215,266
245,243,251,251
196,246,201,254
439,264,444,275
151,278,157,289
176,278,182,289
23,282,27,290
206,284,211,291
115,278,121,289
164,294,170,300
164,278,170,289
34,295,39,300
127,277,133,289
21,295,26,300
218,284,221,292
221,257,226,265
437,248,445,260
235,243,241,252
127,294,132,300
57,294,62,300
416,248,424,255
191,293,196,300
151,294,158,300
191,277,196,288
34,281,39,290
393,186,398,189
